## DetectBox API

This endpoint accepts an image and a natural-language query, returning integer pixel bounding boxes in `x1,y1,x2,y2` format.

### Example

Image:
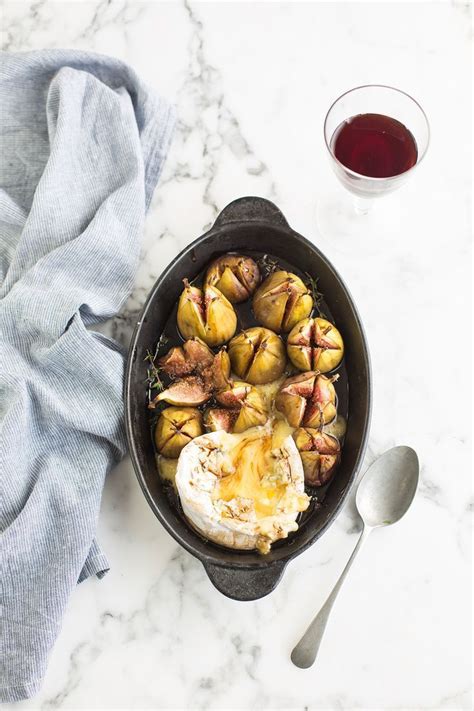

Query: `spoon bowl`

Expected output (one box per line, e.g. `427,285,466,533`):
356,445,419,528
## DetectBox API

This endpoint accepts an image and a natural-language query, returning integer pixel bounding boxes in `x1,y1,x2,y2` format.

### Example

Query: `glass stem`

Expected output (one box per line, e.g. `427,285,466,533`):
353,196,374,216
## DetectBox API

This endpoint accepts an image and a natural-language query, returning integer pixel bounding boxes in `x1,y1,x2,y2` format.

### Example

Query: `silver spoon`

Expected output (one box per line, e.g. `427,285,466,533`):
291,445,419,669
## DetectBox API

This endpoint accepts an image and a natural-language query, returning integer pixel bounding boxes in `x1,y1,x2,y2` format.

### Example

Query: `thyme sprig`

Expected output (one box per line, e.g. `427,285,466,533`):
157,332,169,349
305,271,327,318
145,344,165,405
257,253,279,278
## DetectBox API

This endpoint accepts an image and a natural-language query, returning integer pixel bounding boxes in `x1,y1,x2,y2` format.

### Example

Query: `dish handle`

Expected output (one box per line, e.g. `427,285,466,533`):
202,560,286,601
213,196,289,229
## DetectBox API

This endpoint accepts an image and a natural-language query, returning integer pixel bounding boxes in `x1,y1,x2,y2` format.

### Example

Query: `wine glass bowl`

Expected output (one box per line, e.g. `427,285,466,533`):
324,85,430,214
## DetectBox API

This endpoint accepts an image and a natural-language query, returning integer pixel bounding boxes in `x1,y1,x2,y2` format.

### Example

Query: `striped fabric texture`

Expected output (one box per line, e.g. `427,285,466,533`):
0,50,175,702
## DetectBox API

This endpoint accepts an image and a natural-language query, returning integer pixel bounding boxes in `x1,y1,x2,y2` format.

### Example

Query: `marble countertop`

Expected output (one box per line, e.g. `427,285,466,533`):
3,1,472,709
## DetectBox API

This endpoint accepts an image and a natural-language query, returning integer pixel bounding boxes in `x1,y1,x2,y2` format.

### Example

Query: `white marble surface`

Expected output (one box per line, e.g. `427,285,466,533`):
3,1,472,709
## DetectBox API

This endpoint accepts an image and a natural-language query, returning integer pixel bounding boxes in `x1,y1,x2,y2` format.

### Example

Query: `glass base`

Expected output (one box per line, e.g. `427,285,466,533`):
315,187,401,252
353,196,374,216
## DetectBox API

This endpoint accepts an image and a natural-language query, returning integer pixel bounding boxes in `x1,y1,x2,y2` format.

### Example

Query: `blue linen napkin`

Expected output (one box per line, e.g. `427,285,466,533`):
0,50,175,702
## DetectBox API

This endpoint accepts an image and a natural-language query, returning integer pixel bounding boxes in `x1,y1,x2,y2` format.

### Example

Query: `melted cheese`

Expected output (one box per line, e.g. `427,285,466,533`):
271,416,295,448
157,455,178,489
214,429,282,518
255,377,285,412
175,420,310,552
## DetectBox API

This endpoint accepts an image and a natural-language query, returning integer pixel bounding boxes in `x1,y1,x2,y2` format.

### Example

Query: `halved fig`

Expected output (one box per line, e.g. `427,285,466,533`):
183,337,215,367
151,344,230,409
293,428,340,486
275,371,338,428
201,348,231,392
228,327,286,384
215,381,267,433
205,255,260,303
151,376,211,407
252,270,313,333
287,317,344,373
204,408,239,433
159,337,214,378
155,407,203,458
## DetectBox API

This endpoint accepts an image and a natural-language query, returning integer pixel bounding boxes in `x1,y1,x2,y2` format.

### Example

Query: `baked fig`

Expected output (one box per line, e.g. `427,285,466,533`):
150,345,231,409
205,254,260,303
177,280,237,346
155,407,203,458
228,327,286,385
293,428,340,486
287,317,344,373
204,408,239,433
201,348,231,392
151,376,211,407
252,270,313,333
275,371,338,428
216,381,267,433
158,337,214,378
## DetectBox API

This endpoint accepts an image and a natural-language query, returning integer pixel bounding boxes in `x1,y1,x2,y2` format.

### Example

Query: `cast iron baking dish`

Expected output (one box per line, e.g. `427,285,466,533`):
125,196,371,601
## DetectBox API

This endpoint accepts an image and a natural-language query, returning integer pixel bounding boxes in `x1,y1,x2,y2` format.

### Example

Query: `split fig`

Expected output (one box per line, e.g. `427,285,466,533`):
287,317,344,373
252,270,313,333
215,381,267,433
228,327,286,384
205,254,260,303
177,280,237,346
293,428,340,486
155,407,203,458
275,371,338,428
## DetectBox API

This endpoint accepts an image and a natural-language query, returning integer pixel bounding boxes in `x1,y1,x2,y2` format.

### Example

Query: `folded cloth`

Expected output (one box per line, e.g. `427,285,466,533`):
0,50,175,702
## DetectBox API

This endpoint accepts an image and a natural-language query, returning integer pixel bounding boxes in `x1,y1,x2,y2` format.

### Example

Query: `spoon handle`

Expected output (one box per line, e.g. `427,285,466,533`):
291,525,371,668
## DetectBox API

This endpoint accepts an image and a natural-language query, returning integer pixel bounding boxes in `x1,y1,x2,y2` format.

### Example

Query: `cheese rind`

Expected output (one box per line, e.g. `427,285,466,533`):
175,423,309,552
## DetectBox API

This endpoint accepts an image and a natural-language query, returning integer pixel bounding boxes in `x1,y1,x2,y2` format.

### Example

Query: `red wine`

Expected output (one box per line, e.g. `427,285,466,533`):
331,113,418,178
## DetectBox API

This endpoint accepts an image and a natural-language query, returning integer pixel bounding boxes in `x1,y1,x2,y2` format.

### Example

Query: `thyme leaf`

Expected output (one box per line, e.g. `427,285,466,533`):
145,346,165,405
257,253,279,278
157,332,169,348
305,271,327,318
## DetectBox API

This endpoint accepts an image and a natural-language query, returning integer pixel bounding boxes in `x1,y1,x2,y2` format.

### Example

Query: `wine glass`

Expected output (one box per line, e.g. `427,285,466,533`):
323,85,430,216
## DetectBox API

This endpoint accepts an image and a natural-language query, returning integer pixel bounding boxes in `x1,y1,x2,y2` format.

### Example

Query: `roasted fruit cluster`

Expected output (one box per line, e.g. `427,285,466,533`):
149,252,345,488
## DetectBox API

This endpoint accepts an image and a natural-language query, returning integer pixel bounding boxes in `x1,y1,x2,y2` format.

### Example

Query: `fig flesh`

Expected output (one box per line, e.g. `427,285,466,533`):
152,376,211,407
215,381,267,433
293,428,340,486
287,317,344,373
150,344,231,408
201,348,231,392
158,338,214,378
204,408,239,433
275,371,338,428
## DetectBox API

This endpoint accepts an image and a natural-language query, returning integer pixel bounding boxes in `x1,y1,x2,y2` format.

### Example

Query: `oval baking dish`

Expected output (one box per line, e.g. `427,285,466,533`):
125,196,371,601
